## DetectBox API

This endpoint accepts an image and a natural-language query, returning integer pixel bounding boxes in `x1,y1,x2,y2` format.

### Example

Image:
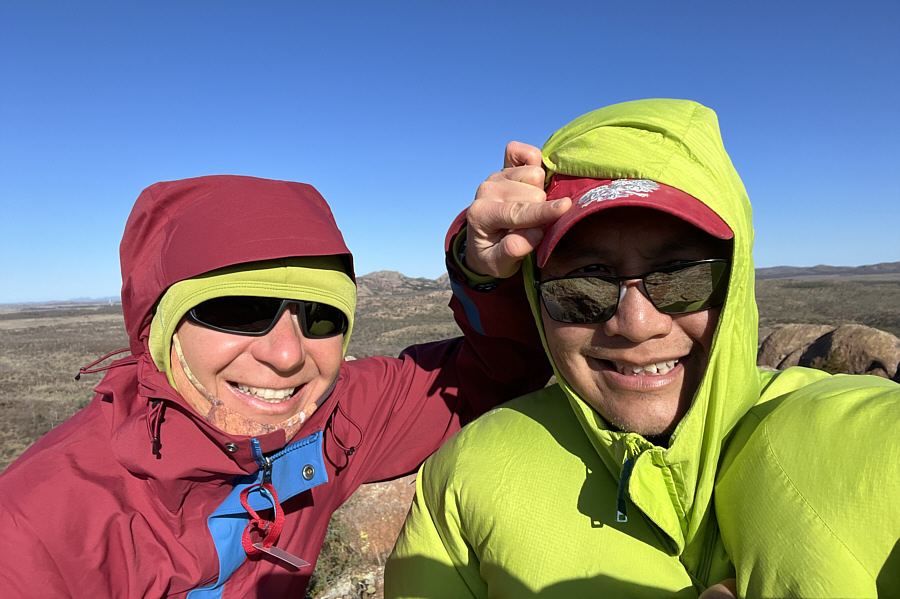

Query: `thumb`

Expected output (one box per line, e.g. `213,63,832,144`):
504,141,543,169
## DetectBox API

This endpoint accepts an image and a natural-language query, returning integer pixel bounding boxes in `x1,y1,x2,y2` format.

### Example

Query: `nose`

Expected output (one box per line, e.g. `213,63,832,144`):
602,280,672,342
250,306,306,373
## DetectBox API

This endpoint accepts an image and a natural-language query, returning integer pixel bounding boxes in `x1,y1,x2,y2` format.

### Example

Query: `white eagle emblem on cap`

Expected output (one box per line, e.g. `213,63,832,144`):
577,179,659,207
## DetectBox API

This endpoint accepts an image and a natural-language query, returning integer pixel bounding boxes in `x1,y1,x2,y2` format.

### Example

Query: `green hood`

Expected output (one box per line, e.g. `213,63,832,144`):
526,99,760,580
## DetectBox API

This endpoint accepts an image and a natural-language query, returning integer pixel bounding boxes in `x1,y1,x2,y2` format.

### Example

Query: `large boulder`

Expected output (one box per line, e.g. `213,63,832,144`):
802,324,900,380
758,323,900,381
313,474,416,598
758,324,834,370
336,474,417,563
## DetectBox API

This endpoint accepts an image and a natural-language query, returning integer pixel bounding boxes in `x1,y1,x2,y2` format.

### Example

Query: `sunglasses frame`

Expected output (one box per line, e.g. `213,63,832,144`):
535,258,731,324
186,297,348,339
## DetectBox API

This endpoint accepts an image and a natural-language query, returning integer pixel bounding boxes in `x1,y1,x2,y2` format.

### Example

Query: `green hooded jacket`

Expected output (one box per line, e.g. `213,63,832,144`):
385,99,899,598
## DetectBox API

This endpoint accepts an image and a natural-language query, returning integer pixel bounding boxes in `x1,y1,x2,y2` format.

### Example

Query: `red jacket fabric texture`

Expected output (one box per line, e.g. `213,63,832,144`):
0,176,549,598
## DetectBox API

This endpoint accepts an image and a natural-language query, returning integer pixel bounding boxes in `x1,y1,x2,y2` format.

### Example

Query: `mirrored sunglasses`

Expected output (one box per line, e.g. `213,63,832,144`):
535,259,730,324
187,296,348,338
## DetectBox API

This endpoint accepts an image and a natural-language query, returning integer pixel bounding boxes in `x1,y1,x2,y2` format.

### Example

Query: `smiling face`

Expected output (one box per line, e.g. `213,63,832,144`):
540,207,732,441
174,304,344,434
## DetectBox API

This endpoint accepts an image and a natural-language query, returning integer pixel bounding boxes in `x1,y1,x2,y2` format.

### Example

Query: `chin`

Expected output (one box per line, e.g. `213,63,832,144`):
604,408,681,439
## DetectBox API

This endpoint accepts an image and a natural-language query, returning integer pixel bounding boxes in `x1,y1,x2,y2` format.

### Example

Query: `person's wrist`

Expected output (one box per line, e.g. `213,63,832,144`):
452,231,502,291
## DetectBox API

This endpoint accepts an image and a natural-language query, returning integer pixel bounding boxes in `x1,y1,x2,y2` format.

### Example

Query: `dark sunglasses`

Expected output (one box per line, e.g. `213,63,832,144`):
187,296,348,338
535,259,730,324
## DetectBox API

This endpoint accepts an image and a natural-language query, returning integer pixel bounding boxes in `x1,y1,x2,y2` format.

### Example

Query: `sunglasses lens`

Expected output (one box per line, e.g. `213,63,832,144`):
644,261,729,313
539,277,620,323
538,260,729,324
303,302,348,338
190,296,284,333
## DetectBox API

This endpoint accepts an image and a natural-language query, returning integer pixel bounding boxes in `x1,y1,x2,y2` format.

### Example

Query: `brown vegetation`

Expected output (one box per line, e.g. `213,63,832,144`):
0,302,128,470
756,276,900,337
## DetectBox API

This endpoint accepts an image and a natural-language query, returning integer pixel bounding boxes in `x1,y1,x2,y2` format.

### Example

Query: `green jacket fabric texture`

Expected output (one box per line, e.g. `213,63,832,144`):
717,369,900,597
384,99,900,598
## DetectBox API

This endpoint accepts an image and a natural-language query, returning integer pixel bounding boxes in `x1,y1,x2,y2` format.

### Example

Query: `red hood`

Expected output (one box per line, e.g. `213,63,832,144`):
119,175,354,355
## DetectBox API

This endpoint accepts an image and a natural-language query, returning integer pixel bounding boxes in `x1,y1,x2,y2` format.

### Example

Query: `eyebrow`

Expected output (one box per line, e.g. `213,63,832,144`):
652,238,719,256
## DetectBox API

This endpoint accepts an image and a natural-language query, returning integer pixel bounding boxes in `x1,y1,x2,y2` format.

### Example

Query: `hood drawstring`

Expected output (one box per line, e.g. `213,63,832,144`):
74,349,162,457
74,348,134,380
327,401,363,470
146,399,166,459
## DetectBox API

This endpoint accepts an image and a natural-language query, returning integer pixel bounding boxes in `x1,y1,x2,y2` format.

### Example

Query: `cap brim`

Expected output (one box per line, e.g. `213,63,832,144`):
536,176,733,268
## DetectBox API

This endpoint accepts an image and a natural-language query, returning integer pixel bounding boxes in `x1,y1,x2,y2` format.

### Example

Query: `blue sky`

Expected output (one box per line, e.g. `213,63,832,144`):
1,1,898,303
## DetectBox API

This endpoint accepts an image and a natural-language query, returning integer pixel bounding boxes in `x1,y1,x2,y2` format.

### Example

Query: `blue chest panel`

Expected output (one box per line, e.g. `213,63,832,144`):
187,431,328,598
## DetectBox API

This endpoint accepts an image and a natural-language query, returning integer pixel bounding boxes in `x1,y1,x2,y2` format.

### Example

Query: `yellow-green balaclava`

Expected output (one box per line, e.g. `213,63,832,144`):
148,256,356,439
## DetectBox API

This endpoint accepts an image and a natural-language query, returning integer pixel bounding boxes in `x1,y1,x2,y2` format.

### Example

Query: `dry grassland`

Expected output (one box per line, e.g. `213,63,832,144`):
2,274,898,471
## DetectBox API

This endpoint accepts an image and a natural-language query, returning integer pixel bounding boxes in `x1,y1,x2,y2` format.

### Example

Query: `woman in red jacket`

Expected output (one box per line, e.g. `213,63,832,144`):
0,174,557,597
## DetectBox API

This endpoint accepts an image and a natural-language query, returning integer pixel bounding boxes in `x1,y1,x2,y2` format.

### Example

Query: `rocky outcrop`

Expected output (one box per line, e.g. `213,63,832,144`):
356,271,450,297
314,475,416,598
334,474,417,565
758,323,900,381
757,324,835,370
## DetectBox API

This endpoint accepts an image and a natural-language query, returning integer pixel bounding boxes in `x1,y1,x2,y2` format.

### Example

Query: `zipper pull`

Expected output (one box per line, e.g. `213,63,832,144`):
616,456,636,523
251,542,310,568
240,480,309,569
250,438,273,483
261,455,273,485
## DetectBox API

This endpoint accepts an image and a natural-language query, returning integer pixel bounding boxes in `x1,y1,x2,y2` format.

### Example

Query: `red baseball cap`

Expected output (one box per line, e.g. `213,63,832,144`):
536,175,734,268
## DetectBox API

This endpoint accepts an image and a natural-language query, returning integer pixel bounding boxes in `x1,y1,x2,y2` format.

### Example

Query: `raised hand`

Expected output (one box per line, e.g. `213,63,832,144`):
465,141,571,278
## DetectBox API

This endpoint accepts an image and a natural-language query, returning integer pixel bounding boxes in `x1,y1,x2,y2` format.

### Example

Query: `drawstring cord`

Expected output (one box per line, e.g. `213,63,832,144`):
327,401,362,463
76,349,166,457
146,399,166,459
74,348,133,380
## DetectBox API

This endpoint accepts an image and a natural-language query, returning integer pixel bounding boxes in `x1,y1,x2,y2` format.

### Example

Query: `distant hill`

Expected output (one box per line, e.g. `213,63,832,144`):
356,270,450,296
4,263,898,308
355,262,900,292
755,261,900,280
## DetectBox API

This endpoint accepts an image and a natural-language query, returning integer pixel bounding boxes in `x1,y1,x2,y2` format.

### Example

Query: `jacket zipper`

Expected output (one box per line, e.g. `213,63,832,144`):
250,433,322,481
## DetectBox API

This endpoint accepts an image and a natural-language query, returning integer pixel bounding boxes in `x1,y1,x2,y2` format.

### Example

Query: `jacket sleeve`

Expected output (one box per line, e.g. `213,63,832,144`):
438,210,553,418
383,459,485,599
716,373,900,598
0,497,74,596
334,211,551,482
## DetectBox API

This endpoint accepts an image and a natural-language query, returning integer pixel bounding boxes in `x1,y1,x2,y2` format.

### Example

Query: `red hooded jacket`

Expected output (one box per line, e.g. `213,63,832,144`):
0,176,550,597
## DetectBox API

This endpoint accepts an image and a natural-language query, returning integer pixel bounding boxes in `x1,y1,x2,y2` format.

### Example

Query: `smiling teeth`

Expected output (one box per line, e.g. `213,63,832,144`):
235,384,296,403
616,360,678,376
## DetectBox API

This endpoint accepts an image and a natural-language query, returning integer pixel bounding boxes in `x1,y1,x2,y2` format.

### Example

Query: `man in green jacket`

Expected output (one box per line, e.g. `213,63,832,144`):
385,99,899,598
